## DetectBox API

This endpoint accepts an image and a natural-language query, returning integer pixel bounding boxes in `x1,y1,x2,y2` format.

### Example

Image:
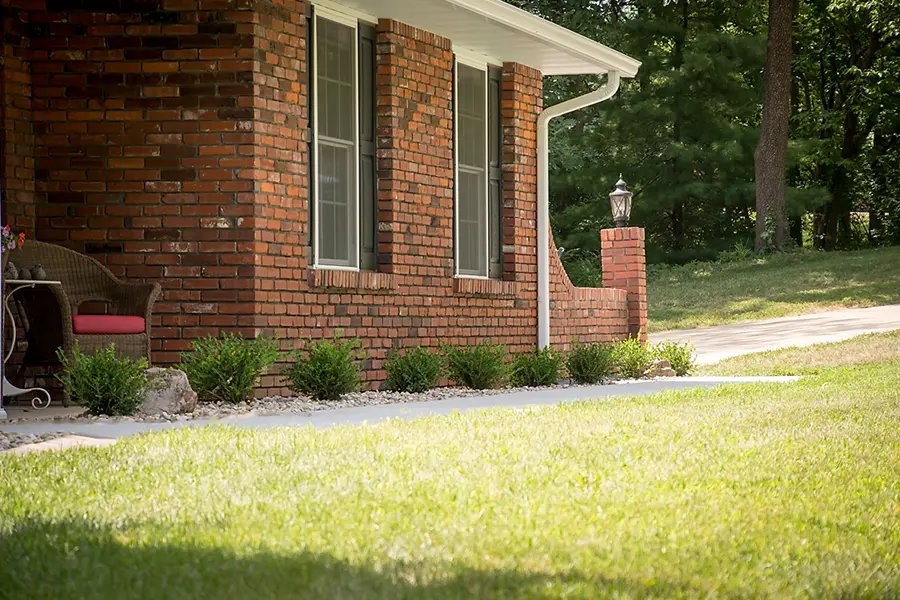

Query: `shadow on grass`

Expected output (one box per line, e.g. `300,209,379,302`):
0,518,697,600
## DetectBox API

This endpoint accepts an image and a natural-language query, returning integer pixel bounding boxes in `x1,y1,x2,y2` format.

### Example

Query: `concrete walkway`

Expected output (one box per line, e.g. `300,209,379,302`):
650,304,900,364
0,376,796,442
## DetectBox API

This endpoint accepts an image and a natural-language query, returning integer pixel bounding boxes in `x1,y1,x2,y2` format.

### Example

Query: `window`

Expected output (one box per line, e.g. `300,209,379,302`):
309,9,376,270
455,61,502,278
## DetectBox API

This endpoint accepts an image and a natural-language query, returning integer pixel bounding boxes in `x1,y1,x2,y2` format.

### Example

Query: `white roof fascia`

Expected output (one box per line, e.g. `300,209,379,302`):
311,0,641,77
444,0,640,77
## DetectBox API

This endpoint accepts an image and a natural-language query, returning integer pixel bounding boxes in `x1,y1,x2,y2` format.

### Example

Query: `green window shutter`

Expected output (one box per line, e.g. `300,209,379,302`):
306,5,316,257
359,23,377,271
488,66,502,279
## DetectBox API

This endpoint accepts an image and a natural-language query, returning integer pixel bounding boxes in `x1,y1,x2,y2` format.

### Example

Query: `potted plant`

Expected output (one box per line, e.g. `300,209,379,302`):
1,225,26,271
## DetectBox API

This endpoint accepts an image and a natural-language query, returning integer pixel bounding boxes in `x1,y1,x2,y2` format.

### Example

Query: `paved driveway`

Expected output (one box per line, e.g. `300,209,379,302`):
650,304,900,364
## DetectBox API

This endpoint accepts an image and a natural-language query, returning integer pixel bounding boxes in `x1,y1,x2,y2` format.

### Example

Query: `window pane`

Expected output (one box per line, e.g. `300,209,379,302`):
315,16,357,266
318,142,355,263
317,18,355,142
458,168,487,274
457,63,488,276
458,64,485,168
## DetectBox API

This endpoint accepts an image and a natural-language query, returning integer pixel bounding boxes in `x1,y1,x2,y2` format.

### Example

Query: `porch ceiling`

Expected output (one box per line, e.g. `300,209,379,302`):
317,0,641,77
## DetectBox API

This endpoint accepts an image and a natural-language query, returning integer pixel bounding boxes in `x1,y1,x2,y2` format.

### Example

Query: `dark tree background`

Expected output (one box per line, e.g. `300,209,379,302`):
508,0,900,270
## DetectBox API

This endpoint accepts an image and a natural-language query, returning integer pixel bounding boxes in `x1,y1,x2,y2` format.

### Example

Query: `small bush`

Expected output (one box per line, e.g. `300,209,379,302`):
283,335,364,401
442,342,508,390
510,347,563,387
566,342,616,384
613,337,653,379
181,333,280,404
560,248,604,288
55,344,148,416
384,346,444,393
653,340,697,376
717,240,755,263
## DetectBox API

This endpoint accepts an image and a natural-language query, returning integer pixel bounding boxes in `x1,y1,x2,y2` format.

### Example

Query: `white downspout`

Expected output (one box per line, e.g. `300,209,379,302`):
537,71,621,349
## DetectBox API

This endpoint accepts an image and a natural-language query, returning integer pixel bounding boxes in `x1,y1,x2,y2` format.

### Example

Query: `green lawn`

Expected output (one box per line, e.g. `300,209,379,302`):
647,246,900,332
700,330,900,376
2,364,899,598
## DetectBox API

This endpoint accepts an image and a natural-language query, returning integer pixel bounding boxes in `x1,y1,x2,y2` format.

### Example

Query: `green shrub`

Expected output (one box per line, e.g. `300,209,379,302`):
384,346,444,393
181,333,280,404
565,342,616,384
652,340,697,376
613,337,653,379
442,342,508,390
55,344,148,416
717,240,756,263
283,335,364,401
560,248,604,288
510,347,563,387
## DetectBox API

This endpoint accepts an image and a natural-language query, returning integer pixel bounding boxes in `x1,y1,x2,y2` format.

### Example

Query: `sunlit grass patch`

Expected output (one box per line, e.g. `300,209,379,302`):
648,246,900,332
2,359,899,598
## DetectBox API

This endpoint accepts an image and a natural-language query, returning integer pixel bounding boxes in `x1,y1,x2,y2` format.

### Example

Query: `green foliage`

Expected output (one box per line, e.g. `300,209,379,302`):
510,347,564,387
383,347,444,393
652,340,697,376
559,248,603,288
55,344,148,416
283,336,364,401
181,334,280,404
442,342,508,390
565,342,616,385
513,0,900,268
717,240,756,263
613,337,653,379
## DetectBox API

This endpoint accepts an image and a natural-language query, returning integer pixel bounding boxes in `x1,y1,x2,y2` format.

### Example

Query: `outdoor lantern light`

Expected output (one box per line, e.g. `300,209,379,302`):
609,175,633,228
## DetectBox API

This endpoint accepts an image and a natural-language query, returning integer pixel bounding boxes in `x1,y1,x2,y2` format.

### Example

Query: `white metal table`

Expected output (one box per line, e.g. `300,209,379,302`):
0,279,62,419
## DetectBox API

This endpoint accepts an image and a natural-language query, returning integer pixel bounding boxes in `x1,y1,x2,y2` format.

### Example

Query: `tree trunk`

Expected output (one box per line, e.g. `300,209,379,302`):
670,0,688,252
754,0,794,251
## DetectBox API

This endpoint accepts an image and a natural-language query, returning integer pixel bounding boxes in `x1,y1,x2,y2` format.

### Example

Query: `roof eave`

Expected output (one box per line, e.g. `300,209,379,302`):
445,0,641,77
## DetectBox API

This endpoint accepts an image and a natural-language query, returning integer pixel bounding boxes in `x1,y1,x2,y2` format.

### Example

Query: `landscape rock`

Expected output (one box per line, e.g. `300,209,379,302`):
646,359,677,378
0,431,67,452
141,368,198,416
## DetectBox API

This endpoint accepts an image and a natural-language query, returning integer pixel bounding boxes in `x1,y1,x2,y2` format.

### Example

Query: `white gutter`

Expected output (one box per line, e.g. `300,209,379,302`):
537,71,621,349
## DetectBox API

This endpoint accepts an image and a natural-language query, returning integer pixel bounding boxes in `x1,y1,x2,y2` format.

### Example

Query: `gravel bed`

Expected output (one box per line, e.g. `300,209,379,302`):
4,382,609,424
1,376,679,425
0,431,68,452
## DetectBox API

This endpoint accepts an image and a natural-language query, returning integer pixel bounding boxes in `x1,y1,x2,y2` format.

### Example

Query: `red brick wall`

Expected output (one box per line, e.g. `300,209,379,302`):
601,227,648,340
551,235,629,347
374,19,454,278
0,0,37,234
501,63,539,284
245,0,308,342
3,1,644,394
28,0,259,361
501,64,629,348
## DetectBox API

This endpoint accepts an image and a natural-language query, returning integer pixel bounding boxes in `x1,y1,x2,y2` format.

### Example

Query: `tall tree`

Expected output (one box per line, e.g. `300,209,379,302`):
792,0,900,250
516,0,766,263
754,0,794,250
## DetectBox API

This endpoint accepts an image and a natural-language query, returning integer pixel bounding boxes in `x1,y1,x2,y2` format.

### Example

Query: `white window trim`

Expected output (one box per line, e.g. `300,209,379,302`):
453,47,500,71
312,11,361,271
453,56,491,279
312,3,370,27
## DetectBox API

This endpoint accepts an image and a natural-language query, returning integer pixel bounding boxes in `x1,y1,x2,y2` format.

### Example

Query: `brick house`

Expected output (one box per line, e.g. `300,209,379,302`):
0,0,645,392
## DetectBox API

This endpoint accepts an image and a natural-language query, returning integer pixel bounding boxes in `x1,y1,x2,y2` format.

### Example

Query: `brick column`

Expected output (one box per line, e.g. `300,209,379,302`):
500,63,541,283
375,20,454,278
600,227,647,340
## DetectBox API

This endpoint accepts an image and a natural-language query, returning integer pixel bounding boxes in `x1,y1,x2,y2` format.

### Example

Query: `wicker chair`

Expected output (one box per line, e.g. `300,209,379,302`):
7,241,160,370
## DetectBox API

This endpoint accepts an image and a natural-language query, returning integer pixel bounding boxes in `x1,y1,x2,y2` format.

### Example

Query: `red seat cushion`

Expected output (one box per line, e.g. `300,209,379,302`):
72,315,146,335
